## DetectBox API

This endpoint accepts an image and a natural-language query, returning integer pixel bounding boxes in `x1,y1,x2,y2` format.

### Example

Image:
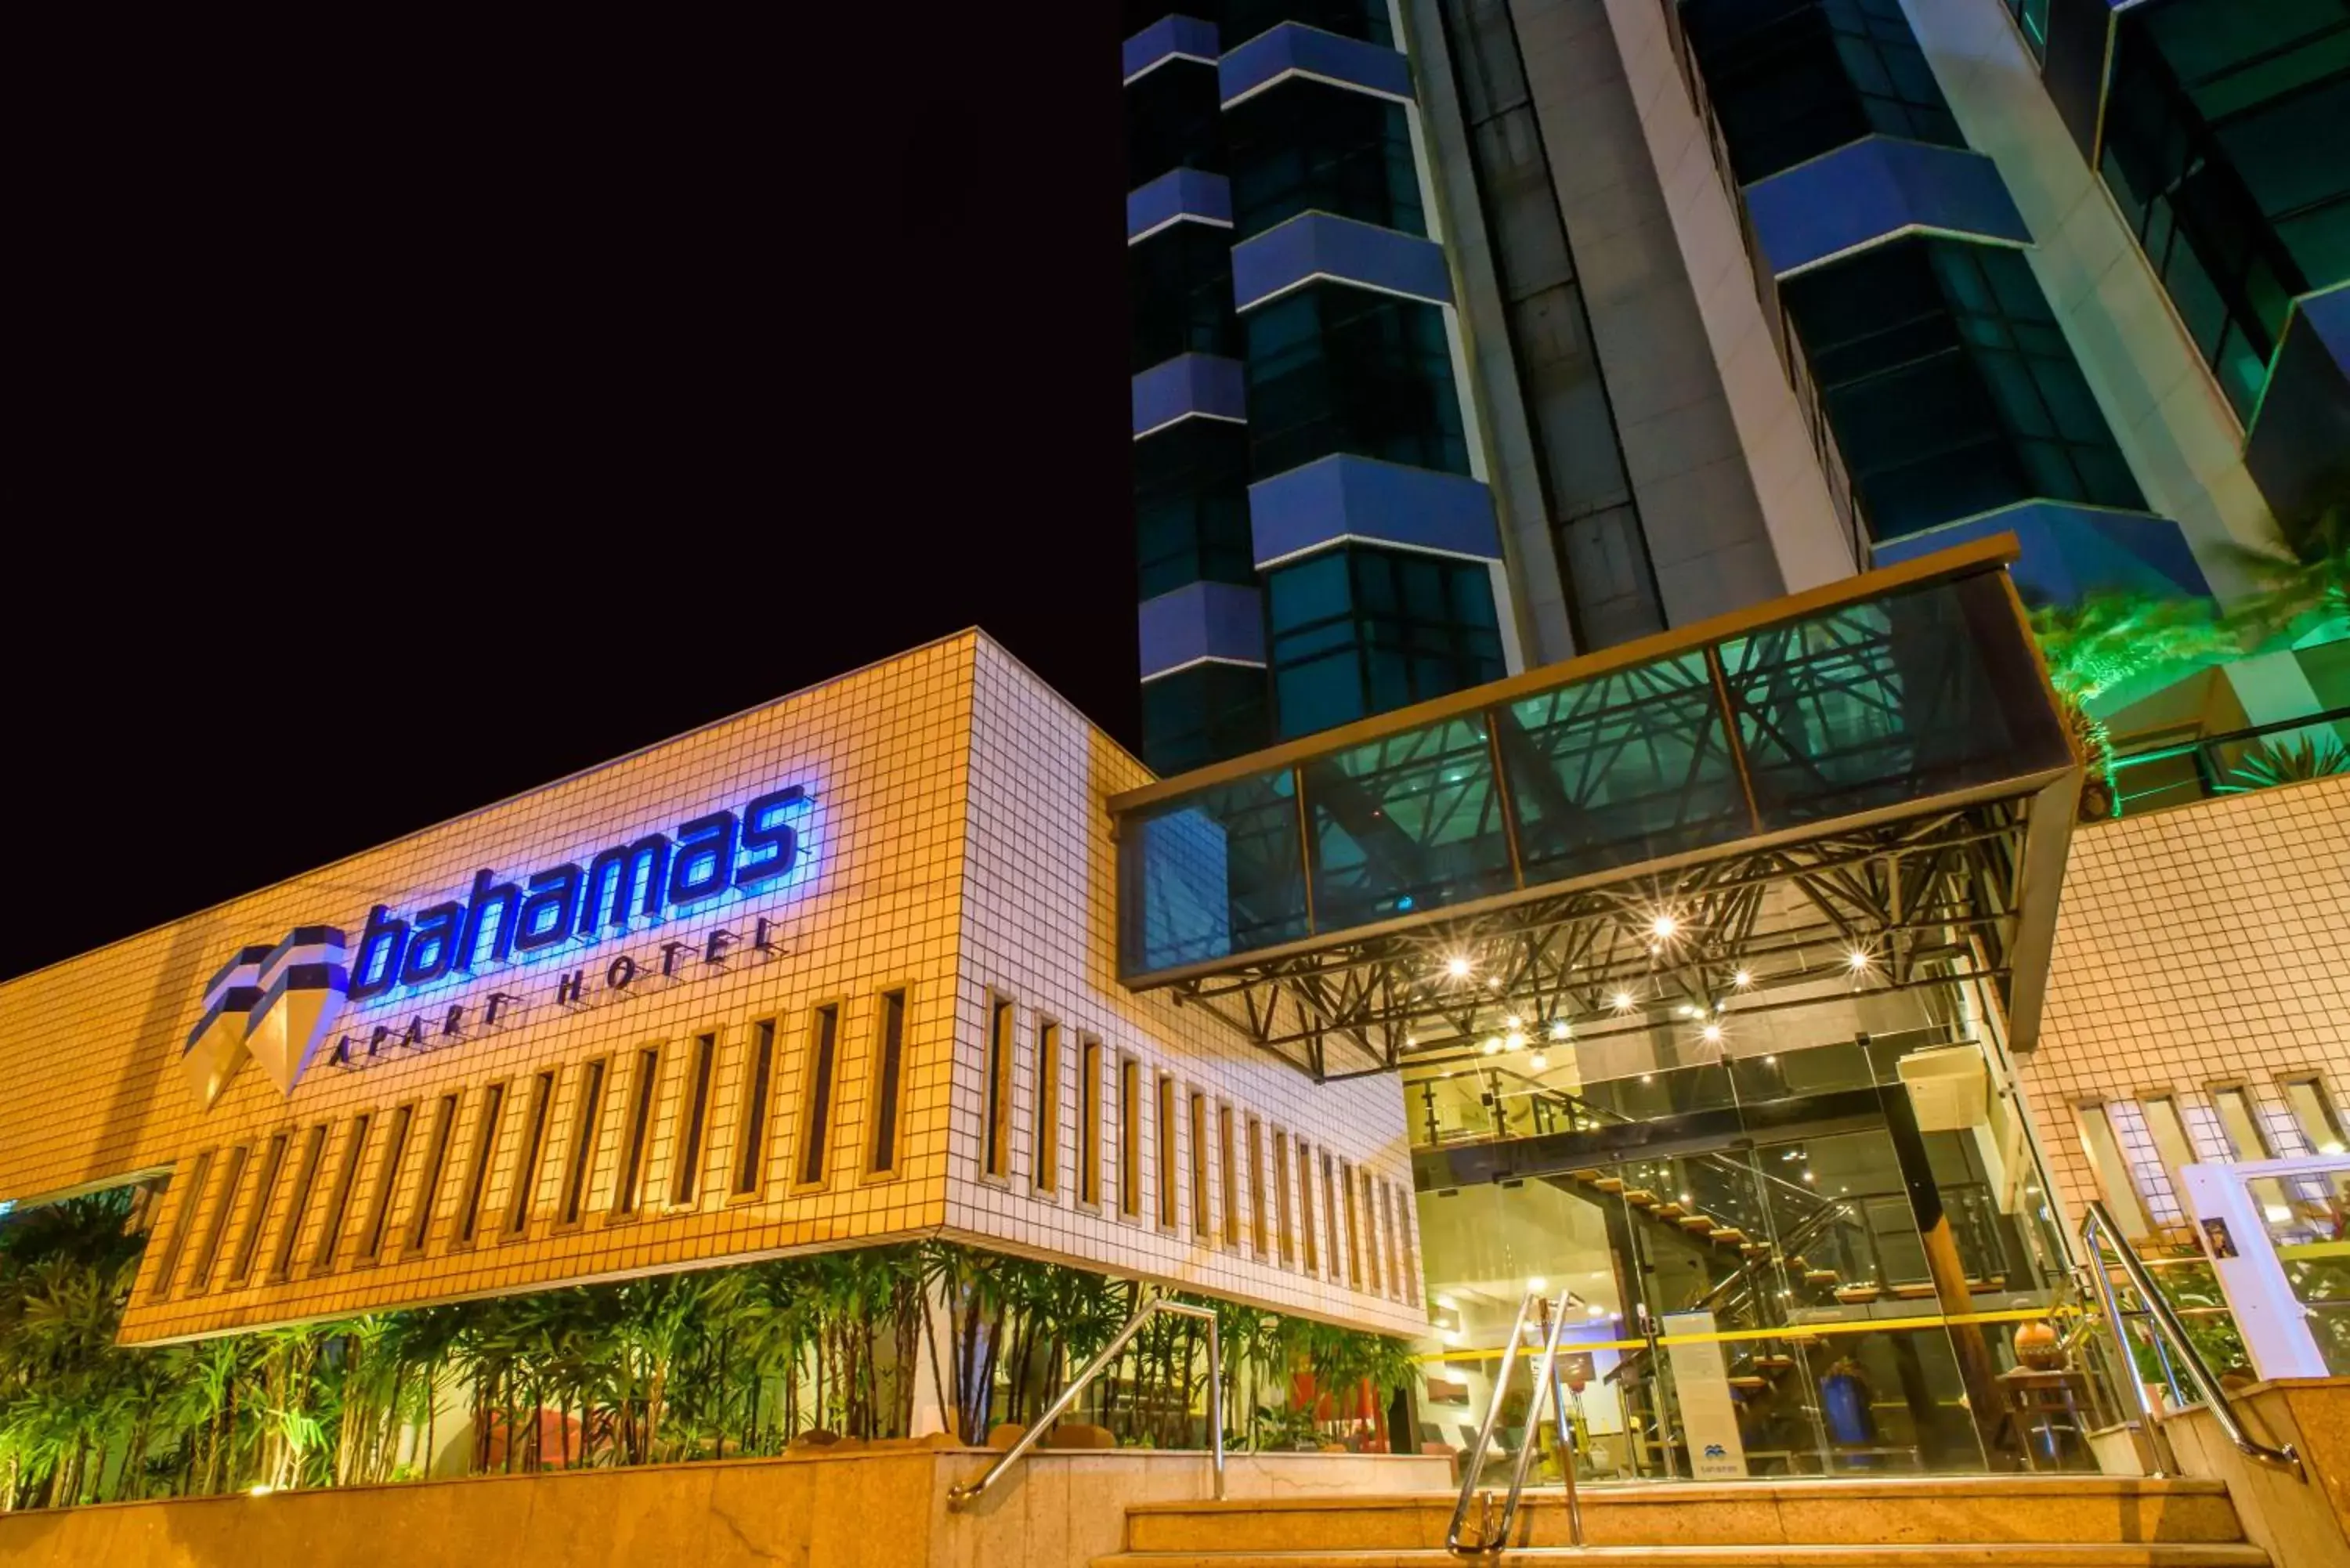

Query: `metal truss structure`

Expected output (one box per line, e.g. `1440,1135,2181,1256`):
1163,795,2048,1082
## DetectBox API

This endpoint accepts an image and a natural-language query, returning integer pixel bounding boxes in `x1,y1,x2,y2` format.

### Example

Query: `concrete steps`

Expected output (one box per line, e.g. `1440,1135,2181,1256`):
1103,1478,2259,1566
1094,1546,2271,1568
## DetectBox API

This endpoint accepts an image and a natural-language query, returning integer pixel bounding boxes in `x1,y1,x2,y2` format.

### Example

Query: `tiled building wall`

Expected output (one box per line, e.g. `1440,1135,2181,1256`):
2023,776,2350,1235
943,641,1428,1337
0,631,1422,1346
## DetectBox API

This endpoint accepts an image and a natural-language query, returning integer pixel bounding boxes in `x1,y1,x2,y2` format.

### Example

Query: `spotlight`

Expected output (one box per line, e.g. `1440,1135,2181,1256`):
1481,1037,1503,1055
1549,1019,1571,1042
1504,1014,1523,1030
1733,968,1753,988
1529,1052,1549,1071
1505,1031,1528,1050
1846,948,1872,972
1446,956,1473,979
1527,1276,1548,1295
1611,991,1636,1012
1701,1023,1724,1044
1651,912,1680,940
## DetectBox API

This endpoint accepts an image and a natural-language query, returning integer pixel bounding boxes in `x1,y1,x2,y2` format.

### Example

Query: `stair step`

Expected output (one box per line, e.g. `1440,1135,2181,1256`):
1568,1169,1604,1182
1806,1270,1842,1285
1096,1547,2270,1568
1593,1176,1627,1193
1679,1215,1717,1234
1654,1203,1687,1219
1624,1189,1659,1207
1709,1227,1748,1245
1121,1479,2247,1555
1742,1242,1776,1259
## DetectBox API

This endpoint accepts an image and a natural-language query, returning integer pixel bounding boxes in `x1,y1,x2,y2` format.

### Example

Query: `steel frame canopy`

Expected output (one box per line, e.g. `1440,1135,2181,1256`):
1109,539,2081,1082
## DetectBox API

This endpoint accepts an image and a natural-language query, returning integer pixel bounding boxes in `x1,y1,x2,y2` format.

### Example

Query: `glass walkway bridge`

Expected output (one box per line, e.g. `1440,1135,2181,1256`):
1112,538,2082,1082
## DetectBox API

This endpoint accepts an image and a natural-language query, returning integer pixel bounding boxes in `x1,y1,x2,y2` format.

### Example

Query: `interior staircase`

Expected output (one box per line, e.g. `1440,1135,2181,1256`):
1091,1476,2269,1567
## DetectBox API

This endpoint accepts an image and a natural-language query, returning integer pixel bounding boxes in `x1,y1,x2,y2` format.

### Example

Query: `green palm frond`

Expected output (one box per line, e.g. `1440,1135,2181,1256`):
2217,732,2350,792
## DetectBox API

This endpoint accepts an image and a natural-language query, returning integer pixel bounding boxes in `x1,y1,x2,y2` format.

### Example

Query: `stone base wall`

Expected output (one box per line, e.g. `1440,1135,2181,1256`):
0,1446,1451,1568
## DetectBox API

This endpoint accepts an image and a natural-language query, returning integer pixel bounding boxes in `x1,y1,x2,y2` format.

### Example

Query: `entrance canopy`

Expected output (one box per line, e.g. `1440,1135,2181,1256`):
1111,539,2079,1080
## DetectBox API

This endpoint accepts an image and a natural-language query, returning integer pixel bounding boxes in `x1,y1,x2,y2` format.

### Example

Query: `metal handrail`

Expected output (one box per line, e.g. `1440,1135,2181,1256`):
1446,1290,1584,1557
944,1297,1224,1511
2079,1201,2305,1481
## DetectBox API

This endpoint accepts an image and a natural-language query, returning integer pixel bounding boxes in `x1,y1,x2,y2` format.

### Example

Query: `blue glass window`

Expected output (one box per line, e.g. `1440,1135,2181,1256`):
1303,716,1514,930
1782,238,2143,539
1132,222,1241,372
1141,661,1272,776
1137,419,1256,600
1245,284,1470,479
1120,764,1309,974
1225,80,1425,239
1682,0,1965,184
1267,546,1503,738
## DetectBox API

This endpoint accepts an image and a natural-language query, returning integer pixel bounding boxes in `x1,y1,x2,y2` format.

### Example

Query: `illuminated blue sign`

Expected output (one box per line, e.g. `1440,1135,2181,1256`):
349,785,810,1003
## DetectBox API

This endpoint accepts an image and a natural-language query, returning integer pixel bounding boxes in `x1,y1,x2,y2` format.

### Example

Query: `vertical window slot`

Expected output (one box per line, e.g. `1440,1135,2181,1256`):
310,1113,374,1273
1032,1021,1061,1194
560,1060,610,1227
149,1149,215,1302
797,1005,840,1188
1079,1037,1104,1207
231,1131,291,1285
982,995,1015,1180
614,1049,661,1216
1189,1091,1212,1239
1247,1116,1268,1256
673,1033,717,1205
1157,1073,1179,1230
270,1124,331,1282
357,1103,418,1263
503,1072,556,1238
187,1144,250,1294
869,991,908,1176
457,1085,507,1245
734,1020,778,1196
408,1095,461,1254
1119,1057,1142,1218
1296,1138,1318,1273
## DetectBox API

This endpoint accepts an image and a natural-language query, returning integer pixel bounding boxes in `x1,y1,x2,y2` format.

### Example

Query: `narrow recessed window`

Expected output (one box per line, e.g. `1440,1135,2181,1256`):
1079,1036,1104,1207
311,1113,374,1273
673,1032,717,1205
1274,1131,1296,1266
734,1019,778,1196
503,1072,556,1237
797,1004,840,1188
231,1131,291,1284
869,991,908,1176
1393,1181,1419,1300
1219,1104,1240,1248
2284,1078,2347,1154
1354,1165,1372,1288
613,1048,661,1216
1032,1021,1061,1194
2213,1087,2273,1161
1322,1154,1343,1284
1157,1073,1179,1230
1381,1182,1403,1299
358,1103,418,1263
1189,1091,1212,1239
559,1060,610,1227
187,1143,249,1294
1247,1116,1267,1256
149,1148,215,1301
1296,1138,1318,1273
983,995,1015,1181
408,1095,461,1253
2077,1102,2153,1241
270,1124,329,1281
1119,1056,1142,1218
457,1085,506,1245
2140,1095,2200,1197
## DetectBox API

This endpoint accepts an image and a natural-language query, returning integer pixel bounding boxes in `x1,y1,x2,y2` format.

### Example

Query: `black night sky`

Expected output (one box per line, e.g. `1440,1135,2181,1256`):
7,18,1133,981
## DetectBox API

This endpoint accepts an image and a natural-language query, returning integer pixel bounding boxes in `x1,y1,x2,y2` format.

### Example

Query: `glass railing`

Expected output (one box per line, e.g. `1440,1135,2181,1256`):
1117,562,2071,981
2109,704,2350,817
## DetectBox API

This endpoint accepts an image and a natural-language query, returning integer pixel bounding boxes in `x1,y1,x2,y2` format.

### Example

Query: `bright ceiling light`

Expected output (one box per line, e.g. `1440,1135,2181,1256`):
1549,1019,1571,1042
1650,912,1680,940
1528,1052,1549,1072
1701,1023,1724,1044
1481,1037,1503,1055
1505,1031,1528,1050
1527,1276,1548,1295
1846,948,1873,971
1733,968,1753,988
1445,956,1473,979
1503,1014,1523,1030
1612,991,1636,1012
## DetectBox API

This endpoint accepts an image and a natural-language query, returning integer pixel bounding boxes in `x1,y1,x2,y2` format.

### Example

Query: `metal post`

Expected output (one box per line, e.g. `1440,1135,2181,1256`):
2079,1211,2178,1477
